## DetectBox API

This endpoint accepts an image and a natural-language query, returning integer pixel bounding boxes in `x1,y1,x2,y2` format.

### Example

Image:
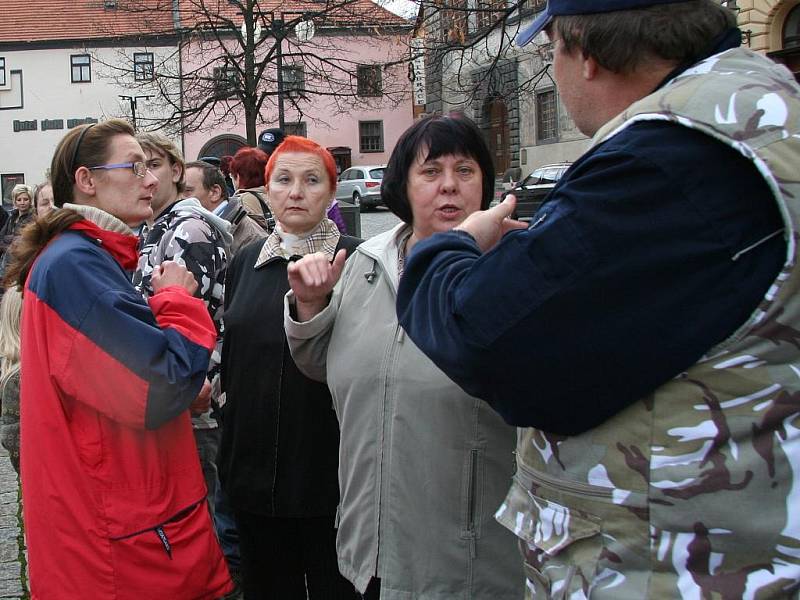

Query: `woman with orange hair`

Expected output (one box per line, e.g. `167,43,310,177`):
217,136,360,599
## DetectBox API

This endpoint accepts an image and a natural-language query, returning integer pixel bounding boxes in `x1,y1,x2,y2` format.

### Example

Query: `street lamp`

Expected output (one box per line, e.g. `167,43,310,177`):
119,94,152,131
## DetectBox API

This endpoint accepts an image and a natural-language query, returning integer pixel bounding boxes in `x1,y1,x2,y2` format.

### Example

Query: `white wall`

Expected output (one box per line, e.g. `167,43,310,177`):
0,45,177,205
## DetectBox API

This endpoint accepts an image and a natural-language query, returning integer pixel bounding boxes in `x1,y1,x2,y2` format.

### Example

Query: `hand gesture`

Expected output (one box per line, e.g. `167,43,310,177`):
151,260,198,296
455,195,527,253
287,249,347,321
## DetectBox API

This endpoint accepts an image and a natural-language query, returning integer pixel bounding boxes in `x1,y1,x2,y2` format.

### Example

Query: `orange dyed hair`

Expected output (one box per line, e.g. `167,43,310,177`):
264,136,337,195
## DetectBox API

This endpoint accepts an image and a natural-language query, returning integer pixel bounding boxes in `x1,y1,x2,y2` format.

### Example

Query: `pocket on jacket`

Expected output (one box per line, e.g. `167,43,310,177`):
496,479,602,599
109,501,230,599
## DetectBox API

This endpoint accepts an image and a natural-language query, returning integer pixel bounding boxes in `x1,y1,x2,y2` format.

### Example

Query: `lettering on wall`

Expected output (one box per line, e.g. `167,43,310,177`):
13,120,37,132
12,116,98,133
42,119,65,131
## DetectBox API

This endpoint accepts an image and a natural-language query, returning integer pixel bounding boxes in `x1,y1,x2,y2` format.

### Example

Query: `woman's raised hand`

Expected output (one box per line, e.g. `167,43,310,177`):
287,249,347,321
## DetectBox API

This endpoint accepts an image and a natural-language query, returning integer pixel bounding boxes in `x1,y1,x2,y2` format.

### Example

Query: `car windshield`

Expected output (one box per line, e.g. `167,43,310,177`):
369,168,385,179
521,165,567,186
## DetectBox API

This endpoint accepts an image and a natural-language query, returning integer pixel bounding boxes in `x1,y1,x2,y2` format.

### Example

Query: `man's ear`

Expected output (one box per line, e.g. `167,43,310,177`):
171,161,182,185
74,167,97,197
211,184,223,204
582,53,599,81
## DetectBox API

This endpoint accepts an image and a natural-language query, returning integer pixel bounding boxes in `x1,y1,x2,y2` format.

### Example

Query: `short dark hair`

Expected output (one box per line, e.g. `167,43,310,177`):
553,0,736,74
382,114,495,225
186,160,229,200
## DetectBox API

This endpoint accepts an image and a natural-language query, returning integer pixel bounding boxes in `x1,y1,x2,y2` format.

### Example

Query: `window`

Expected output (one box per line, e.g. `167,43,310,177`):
282,66,305,98
1,174,25,208
284,122,307,137
357,65,382,97
71,55,91,83
536,90,557,142
784,4,800,49
0,57,5,86
134,53,154,81
440,0,468,43
476,0,504,30
213,64,239,98
359,121,384,153
521,0,546,10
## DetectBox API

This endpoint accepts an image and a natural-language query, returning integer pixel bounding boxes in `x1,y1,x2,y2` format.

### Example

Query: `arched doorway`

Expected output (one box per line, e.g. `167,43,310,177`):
197,134,247,160
768,2,800,82
484,97,510,176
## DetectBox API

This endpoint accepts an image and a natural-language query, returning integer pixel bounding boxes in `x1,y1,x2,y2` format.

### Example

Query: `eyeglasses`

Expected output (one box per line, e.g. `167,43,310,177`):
87,162,148,178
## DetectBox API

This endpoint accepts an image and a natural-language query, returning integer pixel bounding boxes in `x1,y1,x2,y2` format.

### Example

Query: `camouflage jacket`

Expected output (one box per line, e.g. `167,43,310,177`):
496,48,800,599
133,198,231,428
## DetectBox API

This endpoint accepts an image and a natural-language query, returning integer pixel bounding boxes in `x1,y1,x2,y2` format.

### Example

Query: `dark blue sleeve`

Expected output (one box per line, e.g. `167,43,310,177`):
397,123,785,434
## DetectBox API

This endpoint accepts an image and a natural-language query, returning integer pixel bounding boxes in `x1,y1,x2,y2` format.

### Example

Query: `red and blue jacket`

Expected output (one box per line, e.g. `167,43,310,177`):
20,219,232,599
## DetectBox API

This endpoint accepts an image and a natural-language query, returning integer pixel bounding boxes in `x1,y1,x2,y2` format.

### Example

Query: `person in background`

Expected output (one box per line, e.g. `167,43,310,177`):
0,185,35,284
218,136,360,599
230,147,272,231
185,160,266,254
220,155,236,196
33,182,54,218
0,286,21,474
326,197,347,235
6,119,231,599
133,133,231,518
184,158,265,596
0,184,33,243
396,1,800,596
285,115,521,599
257,127,286,156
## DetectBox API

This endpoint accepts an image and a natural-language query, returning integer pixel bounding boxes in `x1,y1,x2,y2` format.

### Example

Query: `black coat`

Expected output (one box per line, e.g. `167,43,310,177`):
218,235,361,517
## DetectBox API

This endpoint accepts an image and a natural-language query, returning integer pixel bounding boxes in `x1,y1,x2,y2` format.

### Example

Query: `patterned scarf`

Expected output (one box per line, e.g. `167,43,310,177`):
254,218,341,267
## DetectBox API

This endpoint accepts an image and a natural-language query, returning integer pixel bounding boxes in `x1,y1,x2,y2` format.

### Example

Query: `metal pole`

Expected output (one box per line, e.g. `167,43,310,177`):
275,17,285,130
130,97,138,131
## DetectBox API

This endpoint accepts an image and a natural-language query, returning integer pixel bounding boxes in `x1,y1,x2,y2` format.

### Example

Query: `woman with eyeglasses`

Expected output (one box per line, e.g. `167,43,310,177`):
4,119,233,600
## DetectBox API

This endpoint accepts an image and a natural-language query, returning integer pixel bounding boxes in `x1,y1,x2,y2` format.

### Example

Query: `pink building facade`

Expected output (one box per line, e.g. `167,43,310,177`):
183,28,415,170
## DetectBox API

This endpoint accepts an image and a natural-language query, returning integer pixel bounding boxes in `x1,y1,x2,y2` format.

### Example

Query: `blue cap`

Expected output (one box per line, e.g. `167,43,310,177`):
516,0,691,47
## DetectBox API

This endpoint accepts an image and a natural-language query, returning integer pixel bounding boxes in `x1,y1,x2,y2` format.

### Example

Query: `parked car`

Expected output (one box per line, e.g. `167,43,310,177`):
336,165,386,211
501,162,571,221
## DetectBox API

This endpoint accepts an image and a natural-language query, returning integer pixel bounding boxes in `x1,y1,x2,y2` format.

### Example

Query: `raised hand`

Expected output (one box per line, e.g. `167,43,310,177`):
287,249,348,321
454,195,527,253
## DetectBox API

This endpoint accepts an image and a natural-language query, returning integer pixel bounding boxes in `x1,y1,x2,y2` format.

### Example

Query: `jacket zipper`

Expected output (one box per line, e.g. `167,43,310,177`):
466,449,479,559
375,321,404,575
516,459,638,503
108,499,204,558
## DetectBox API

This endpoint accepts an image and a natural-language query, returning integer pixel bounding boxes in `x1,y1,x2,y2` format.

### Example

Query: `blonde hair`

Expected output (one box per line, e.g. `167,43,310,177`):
0,287,22,392
10,184,32,203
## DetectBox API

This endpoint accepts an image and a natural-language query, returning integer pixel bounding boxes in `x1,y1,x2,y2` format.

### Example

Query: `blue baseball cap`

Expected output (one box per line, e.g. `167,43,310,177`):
516,0,692,47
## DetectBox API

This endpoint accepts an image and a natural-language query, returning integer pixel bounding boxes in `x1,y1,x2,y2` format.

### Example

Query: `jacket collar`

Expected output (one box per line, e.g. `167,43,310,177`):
62,203,139,270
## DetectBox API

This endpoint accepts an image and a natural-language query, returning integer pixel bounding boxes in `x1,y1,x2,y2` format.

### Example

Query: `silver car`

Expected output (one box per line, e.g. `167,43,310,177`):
336,165,386,211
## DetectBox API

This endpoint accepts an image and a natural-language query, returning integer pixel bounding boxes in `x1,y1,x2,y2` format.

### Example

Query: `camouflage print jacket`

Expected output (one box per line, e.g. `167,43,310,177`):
133,198,231,428
496,48,800,599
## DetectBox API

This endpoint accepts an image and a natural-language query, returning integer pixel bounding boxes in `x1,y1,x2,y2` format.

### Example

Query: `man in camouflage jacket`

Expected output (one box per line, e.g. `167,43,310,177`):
133,133,231,512
397,0,800,597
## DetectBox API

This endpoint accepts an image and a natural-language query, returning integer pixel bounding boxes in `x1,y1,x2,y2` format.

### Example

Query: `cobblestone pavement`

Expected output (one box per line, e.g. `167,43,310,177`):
0,448,26,599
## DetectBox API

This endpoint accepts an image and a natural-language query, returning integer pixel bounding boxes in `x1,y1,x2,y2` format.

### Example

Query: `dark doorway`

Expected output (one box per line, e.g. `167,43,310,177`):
198,135,247,160
327,147,352,177
485,97,510,175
